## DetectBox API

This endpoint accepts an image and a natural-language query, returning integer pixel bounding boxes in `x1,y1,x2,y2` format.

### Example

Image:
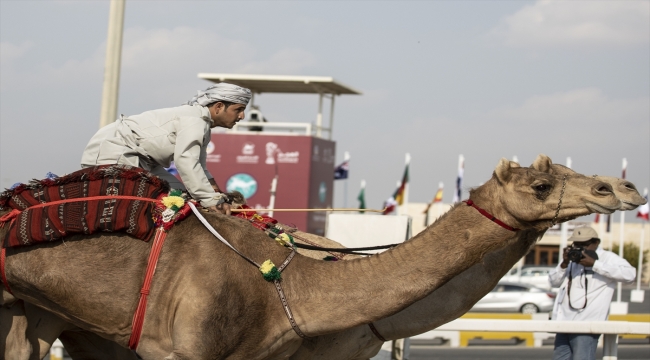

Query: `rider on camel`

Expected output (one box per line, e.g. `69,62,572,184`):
80,83,251,215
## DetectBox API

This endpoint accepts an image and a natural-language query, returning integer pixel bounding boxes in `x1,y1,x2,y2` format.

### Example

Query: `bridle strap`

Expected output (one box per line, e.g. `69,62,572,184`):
464,200,519,232
368,323,388,342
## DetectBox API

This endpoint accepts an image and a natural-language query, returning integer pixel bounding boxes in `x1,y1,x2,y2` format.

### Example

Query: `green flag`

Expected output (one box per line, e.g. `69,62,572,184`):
357,186,366,213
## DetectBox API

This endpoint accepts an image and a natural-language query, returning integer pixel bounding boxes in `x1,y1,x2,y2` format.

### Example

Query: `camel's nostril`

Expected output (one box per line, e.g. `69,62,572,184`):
595,182,613,194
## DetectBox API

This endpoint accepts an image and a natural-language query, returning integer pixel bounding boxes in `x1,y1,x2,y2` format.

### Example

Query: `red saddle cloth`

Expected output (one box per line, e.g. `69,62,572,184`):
0,165,170,248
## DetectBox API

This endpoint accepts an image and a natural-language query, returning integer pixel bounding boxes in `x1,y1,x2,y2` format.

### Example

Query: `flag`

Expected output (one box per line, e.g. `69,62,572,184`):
453,155,464,203
334,161,349,180
165,162,179,176
621,158,627,179
637,194,649,221
383,159,410,215
594,213,600,223
606,214,611,232
357,181,366,214
382,196,397,215
394,163,409,205
423,182,444,214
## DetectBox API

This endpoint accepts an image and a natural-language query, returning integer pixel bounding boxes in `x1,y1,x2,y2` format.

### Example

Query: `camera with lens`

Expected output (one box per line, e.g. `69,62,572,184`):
567,245,599,263
567,246,585,263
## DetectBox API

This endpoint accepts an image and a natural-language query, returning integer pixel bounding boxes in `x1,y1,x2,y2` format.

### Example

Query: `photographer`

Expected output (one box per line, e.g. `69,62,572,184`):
548,226,636,360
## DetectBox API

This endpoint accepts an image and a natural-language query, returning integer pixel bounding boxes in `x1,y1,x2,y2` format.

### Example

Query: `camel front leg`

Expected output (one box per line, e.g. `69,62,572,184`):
1,300,32,360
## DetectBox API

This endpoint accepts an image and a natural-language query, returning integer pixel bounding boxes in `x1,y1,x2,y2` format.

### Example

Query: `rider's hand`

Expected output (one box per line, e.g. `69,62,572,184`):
205,204,231,215
218,203,231,216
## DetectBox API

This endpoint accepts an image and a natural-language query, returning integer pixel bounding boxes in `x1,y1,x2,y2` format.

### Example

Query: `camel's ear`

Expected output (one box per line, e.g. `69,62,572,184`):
495,158,512,184
532,154,552,173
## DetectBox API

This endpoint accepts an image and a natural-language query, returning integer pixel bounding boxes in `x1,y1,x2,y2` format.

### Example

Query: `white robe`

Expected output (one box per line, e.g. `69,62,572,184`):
81,104,221,207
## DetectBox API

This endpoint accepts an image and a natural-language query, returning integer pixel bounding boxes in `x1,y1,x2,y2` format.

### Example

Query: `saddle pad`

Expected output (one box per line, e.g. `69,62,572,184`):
0,165,170,248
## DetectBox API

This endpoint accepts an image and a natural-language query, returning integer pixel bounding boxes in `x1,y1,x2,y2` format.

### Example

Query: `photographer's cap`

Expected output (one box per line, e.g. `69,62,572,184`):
569,226,599,242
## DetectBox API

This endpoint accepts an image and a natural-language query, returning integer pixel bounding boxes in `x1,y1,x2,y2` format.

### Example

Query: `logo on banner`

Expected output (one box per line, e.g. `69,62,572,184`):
265,142,300,164
322,148,334,164
237,142,259,164
319,181,327,203
312,145,320,162
266,142,278,164
206,141,221,163
226,173,258,199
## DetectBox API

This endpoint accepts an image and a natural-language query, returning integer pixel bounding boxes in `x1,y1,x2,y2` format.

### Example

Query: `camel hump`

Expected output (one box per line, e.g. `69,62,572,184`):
0,165,171,248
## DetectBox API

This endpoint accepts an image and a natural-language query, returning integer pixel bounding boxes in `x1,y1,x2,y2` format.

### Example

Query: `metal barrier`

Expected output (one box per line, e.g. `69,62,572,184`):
412,319,650,360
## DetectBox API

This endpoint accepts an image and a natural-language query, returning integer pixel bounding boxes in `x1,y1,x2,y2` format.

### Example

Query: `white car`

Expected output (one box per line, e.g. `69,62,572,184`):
470,282,556,314
501,266,556,291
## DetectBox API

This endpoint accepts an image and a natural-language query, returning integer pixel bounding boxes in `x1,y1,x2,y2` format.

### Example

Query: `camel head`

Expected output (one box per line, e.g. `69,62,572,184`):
592,176,646,211
471,154,620,231
546,165,647,211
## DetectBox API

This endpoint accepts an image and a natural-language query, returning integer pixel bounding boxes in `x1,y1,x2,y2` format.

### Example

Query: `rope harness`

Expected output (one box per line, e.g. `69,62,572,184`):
187,202,306,338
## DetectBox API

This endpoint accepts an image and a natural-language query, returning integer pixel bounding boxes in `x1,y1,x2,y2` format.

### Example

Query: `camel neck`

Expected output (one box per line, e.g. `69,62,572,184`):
283,203,521,337
372,229,544,339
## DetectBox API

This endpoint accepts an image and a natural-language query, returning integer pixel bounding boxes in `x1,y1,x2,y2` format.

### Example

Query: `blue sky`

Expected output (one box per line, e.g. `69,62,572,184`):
1,0,648,221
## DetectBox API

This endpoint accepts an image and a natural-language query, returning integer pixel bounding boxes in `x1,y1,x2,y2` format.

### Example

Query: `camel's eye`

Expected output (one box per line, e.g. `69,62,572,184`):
534,184,551,192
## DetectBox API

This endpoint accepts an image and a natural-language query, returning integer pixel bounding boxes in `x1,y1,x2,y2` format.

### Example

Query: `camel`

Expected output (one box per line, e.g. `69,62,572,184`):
7,169,643,360
287,161,648,359
0,155,620,359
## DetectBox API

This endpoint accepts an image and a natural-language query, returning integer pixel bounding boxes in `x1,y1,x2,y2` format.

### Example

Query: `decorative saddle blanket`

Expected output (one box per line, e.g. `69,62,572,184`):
0,165,172,248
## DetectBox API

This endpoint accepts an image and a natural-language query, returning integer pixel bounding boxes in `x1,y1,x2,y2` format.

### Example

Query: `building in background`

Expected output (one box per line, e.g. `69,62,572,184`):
199,74,361,235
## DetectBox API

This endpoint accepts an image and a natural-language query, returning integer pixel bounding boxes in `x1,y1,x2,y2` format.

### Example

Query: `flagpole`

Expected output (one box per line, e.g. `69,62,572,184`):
343,151,350,209
453,155,464,203
99,0,125,128
617,158,627,303
637,188,648,291
268,174,278,218
403,153,411,216
560,157,572,256
598,213,605,248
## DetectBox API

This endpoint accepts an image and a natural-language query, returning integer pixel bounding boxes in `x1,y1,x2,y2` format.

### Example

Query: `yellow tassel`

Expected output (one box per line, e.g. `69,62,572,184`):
162,196,185,209
259,259,281,281
275,233,292,246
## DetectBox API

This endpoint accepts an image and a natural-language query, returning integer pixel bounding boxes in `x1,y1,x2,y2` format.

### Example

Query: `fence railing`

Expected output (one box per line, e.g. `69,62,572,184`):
411,319,650,360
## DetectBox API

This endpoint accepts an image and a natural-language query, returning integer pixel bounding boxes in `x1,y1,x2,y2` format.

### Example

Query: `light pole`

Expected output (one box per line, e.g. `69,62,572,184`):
99,0,125,128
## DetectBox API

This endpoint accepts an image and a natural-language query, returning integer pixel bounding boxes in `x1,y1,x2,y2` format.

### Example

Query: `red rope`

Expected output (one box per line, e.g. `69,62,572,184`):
0,248,10,294
128,227,168,350
21,195,160,210
464,200,519,232
0,209,21,227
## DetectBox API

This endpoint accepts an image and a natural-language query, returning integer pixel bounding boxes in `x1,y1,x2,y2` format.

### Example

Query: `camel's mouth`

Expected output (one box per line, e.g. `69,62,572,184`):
585,201,617,214
619,199,647,211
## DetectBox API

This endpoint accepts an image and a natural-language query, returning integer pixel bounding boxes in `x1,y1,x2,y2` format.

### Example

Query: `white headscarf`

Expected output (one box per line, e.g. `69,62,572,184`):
186,83,252,107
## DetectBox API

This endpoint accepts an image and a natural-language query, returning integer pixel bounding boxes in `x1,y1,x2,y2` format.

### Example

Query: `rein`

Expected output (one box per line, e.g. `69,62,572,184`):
551,174,568,227
293,242,398,255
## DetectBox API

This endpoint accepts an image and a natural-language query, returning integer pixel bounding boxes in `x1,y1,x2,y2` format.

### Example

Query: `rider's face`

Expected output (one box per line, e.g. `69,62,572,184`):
211,103,246,128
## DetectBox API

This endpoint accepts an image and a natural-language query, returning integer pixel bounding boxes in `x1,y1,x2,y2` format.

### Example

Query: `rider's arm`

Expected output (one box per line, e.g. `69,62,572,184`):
174,117,219,207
